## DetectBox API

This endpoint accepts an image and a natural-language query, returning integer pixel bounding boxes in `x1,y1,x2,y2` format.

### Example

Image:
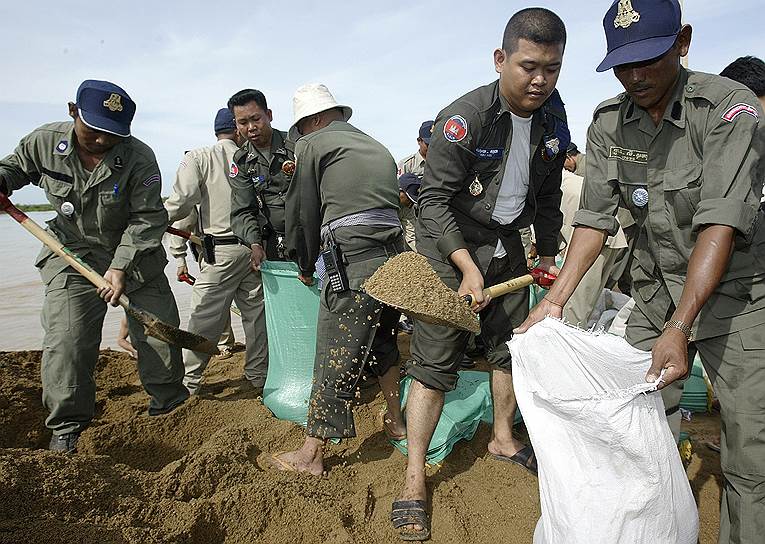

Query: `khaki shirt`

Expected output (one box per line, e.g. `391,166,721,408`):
417,80,568,271
0,121,168,284
397,151,426,177
397,151,425,249
164,138,240,263
560,169,627,249
229,129,295,246
574,68,765,339
285,120,400,275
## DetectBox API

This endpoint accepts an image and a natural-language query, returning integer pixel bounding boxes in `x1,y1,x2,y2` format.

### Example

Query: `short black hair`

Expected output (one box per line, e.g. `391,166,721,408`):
502,8,566,54
228,89,268,112
720,56,765,97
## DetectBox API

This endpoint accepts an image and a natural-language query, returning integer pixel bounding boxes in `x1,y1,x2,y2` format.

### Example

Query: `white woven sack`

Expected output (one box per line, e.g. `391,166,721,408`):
509,318,698,544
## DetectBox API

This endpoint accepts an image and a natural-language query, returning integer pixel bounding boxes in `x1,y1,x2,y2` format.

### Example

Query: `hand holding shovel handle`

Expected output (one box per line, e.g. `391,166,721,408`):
463,267,557,307
0,192,218,354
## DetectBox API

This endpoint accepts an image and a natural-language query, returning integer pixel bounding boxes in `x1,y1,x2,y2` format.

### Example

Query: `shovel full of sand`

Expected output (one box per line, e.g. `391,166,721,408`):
362,252,556,333
0,192,219,355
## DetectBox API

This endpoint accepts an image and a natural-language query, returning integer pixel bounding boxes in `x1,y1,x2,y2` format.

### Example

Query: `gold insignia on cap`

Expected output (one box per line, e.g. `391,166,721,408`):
103,93,124,112
614,0,640,29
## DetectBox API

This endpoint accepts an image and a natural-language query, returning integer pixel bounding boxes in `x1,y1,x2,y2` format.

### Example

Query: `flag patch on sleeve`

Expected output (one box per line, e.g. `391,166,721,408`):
722,103,759,123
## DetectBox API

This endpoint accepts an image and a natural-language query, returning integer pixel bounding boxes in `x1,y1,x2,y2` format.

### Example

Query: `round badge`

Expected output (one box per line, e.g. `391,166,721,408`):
632,187,649,208
60,202,75,216
281,160,296,176
56,140,69,153
443,115,468,143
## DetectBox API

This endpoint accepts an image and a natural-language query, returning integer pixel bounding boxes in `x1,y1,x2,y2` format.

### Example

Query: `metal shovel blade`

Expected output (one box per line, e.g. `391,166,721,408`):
125,304,219,355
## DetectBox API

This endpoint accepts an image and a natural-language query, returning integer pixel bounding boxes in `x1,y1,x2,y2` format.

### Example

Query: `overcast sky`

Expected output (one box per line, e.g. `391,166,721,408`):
1,0,761,204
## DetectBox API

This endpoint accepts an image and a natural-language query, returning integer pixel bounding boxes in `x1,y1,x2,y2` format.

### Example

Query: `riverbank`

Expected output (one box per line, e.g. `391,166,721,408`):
0,336,723,544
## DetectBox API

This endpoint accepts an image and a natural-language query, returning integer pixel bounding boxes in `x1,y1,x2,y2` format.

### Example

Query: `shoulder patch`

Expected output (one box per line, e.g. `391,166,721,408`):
443,115,468,143
229,162,239,178
142,173,161,187
722,103,759,123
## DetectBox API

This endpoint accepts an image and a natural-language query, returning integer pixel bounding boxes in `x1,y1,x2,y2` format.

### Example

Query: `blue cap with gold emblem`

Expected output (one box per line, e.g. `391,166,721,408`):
75,80,136,137
596,0,682,73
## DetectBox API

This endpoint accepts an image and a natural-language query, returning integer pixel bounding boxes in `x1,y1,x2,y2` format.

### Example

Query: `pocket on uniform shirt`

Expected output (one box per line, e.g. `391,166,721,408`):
98,192,129,231
663,163,702,227
40,175,73,213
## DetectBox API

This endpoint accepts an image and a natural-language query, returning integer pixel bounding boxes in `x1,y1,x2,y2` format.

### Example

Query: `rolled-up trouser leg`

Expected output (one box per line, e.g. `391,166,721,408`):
127,275,189,415
407,234,528,390
625,305,686,443
41,272,107,435
696,329,765,544
306,286,397,439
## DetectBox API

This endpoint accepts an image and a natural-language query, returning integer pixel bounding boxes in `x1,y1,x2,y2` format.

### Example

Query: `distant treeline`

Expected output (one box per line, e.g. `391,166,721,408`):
0,203,55,213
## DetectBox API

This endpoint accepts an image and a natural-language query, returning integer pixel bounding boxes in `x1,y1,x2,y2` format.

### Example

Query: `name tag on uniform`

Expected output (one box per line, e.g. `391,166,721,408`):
609,146,648,164
475,148,503,160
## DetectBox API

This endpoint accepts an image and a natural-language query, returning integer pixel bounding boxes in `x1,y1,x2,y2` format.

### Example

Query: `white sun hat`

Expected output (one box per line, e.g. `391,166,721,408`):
289,83,352,141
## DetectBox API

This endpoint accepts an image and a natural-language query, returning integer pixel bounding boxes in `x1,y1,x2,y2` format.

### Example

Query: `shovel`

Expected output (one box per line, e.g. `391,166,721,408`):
0,193,219,355
363,252,556,333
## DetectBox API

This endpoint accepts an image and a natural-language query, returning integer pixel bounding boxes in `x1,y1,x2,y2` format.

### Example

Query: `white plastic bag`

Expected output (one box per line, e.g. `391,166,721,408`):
509,318,698,544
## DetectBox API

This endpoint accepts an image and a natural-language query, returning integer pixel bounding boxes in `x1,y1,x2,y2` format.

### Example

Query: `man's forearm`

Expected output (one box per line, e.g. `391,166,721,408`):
671,225,735,327
544,226,606,304
449,248,480,277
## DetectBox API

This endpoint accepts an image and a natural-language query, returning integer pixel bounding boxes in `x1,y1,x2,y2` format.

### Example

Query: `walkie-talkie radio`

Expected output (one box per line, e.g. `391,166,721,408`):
320,240,349,293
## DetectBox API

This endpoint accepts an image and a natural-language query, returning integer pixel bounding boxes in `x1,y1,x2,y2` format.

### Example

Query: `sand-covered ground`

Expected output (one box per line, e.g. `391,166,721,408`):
0,337,723,543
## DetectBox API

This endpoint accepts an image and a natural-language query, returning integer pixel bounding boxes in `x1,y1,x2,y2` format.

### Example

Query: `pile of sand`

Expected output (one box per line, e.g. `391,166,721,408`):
0,340,723,543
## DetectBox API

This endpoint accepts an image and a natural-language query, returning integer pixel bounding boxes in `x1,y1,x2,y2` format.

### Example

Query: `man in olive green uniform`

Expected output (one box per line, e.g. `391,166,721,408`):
518,2,765,542
0,80,188,453
270,83,407,476
394,9,568,541
228,89,295,265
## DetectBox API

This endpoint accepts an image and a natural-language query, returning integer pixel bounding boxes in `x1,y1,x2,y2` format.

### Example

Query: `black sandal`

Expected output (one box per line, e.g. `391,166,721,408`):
491,444,538,477
391,499,431,541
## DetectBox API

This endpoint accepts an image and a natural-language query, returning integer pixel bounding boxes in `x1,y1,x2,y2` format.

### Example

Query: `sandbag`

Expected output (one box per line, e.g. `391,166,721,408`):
393,372,522,465
261,261,320,425
509,318,698,544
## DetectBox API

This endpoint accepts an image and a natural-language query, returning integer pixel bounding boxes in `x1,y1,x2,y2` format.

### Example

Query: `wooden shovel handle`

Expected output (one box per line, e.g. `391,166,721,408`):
463,274,535,307
0,194,129,308
166,226,203,247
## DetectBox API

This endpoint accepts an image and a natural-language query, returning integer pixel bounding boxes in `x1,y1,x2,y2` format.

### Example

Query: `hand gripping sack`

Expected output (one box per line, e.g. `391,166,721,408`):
509,318,698,544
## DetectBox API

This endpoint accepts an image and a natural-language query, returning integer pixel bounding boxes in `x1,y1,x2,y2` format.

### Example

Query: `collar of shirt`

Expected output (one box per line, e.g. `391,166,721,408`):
623,67,689,131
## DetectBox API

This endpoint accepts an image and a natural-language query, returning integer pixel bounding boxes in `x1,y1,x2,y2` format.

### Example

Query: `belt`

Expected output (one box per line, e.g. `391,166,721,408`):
210,236,242,246
342,239,410,264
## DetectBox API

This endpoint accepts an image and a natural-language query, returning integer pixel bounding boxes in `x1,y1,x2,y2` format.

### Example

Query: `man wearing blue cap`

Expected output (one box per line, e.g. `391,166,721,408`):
396,121,433,252
164,108,269,395
0,80,189,453
518,1,765,541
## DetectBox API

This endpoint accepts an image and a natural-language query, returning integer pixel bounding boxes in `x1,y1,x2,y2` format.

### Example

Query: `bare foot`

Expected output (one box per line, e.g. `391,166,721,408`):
270,438,325,476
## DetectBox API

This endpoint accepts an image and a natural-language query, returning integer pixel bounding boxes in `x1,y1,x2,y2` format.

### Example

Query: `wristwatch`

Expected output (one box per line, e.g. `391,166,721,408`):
663,319,693,342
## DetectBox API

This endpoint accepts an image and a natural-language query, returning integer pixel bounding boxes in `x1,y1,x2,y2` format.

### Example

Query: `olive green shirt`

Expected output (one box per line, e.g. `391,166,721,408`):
416,80,568,272
574,68,765,339
229,129,294,246
0,121,168,284
285,120,400,274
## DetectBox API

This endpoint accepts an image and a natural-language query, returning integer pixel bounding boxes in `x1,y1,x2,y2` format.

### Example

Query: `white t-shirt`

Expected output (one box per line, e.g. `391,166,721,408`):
492,113,533,257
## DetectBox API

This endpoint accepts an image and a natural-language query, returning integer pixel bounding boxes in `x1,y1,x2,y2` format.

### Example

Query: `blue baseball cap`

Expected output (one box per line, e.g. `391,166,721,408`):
418,120,434,144
75,80,136,137
398,172,422,203
214,108,236,134
596,0,682,73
